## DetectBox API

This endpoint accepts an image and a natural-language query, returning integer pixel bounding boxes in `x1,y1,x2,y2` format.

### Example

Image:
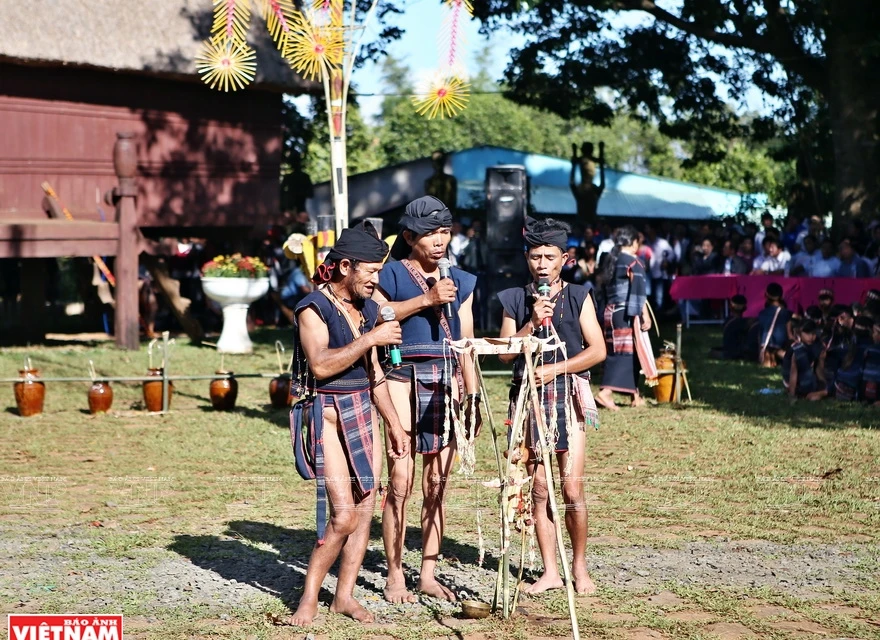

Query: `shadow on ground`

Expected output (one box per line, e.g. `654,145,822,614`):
168,518,482,609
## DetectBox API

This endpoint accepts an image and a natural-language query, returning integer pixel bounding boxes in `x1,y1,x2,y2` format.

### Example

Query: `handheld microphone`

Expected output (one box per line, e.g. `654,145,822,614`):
380,306,402,368
437,257,454,319
537,277,552,339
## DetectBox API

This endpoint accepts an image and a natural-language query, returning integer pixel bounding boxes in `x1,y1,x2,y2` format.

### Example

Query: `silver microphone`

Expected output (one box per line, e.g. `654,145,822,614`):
380,306,402,367
437,257,453,319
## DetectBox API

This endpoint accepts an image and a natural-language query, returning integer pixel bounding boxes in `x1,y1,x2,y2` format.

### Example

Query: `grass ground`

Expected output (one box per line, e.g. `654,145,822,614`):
0,325,878,639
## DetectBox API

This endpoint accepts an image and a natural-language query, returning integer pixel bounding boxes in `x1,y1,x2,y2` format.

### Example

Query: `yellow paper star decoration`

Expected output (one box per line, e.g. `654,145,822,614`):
195,36,257,92
282,10,344,81
412,74,470,119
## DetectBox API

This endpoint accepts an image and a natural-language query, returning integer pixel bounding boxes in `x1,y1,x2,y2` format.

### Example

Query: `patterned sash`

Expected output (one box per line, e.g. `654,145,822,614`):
399,259,465,450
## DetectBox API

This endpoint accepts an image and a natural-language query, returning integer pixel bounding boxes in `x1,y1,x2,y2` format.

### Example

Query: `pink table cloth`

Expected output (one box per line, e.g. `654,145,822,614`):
670,276,880,318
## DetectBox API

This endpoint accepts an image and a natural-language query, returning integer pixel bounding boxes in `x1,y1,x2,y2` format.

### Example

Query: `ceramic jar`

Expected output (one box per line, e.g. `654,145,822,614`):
209,370,238,411
14,368,45,417
269,374,292,409
88,380,113,414
143,368,173,412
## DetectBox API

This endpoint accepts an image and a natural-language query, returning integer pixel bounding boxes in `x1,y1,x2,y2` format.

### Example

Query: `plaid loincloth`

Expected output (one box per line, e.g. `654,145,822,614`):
509,373,599,453
303,389,375,544
388,358,457,454
604,304,634,355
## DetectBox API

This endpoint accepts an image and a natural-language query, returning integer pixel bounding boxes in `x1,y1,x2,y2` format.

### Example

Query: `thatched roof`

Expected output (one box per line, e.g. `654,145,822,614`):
0,0,313,92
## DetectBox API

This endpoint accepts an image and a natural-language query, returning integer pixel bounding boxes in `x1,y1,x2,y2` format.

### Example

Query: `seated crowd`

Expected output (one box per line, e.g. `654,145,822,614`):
710,284,880,405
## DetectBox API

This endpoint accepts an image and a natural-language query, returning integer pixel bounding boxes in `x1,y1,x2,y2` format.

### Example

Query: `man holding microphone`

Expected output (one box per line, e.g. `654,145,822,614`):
497,216,607,594
373,196,479,603
289,221,408,626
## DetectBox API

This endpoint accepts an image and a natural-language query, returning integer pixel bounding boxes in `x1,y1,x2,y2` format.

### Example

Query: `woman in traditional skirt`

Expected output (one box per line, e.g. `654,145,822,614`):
595,226,657,410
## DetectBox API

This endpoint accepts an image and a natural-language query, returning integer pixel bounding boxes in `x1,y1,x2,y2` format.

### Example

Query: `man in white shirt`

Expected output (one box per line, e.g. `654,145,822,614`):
645,224,674,309
752,237,789,275
596,235,615,263
448,220,469,267
754,212,777,259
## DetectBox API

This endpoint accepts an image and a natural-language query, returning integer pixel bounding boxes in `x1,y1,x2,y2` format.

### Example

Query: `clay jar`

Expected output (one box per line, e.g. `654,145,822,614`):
209,370,238,411
88,380,113,414
143,368,173,412
268,374,292,409
14,368,45,417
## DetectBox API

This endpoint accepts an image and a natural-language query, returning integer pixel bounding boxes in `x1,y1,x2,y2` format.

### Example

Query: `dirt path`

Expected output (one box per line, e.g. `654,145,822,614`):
1,523,877,639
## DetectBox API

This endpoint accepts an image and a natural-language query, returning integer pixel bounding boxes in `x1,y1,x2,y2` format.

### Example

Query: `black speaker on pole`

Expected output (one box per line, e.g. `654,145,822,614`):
485,165,528,251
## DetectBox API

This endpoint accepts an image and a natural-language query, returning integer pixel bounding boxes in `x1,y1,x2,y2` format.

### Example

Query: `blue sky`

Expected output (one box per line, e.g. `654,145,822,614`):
291,3,770,126
348,1,520,122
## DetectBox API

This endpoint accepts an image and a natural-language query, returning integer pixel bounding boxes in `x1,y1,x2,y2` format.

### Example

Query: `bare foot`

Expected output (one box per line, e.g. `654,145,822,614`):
418,577,457,601
573,570,597,595
330,596,374,622
522,573,564,595
288,595,319,627
631,395,645,408
595,390,619,412
383,580,417,604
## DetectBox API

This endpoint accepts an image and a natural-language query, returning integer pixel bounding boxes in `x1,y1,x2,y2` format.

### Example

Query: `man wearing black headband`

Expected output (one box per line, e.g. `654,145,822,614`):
497,216,606,595
374,195,479,603
289,222,408,626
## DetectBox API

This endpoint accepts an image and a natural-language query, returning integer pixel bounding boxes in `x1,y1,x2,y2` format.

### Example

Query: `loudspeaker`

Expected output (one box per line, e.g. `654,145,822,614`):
486,165,527,250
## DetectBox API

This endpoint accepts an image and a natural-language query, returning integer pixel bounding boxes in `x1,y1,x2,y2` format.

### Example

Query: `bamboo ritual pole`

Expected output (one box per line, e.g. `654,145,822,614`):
521,341,580,640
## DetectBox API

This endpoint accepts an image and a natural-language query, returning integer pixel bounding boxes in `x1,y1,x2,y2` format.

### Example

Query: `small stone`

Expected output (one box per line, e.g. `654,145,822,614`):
105,501,118,508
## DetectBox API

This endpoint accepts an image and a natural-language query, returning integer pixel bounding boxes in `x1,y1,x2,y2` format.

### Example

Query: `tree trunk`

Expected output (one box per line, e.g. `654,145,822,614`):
827,0,880,231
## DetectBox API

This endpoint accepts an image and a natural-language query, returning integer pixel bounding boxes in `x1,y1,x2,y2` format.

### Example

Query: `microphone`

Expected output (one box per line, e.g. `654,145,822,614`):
437,258,454,319
380,306,402,368
537,277,552,339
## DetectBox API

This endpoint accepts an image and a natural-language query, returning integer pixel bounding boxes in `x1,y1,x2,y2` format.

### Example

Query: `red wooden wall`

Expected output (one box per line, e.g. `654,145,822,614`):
0,62,283,229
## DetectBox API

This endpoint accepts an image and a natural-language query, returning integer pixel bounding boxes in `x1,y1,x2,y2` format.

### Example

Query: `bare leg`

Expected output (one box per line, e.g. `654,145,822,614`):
631,390,645,407
290,406,360,627
329,412,383,622
523,460,564,594
595,388,620,411
558,435,595,594
418,443,457,601
382,379,417,604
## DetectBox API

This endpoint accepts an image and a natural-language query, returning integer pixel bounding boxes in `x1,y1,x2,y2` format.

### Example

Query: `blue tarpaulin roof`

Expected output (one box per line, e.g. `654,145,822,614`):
311,144,762,222
449,145,755,220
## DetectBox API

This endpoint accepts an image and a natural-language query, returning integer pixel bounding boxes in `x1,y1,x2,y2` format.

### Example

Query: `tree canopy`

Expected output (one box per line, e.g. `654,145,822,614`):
471,0,880,226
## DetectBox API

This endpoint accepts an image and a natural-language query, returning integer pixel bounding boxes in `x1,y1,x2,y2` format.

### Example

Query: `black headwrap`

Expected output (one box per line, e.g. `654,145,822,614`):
399,196,453,234
389,196,454,260
314,221,388,283
523,216,569,251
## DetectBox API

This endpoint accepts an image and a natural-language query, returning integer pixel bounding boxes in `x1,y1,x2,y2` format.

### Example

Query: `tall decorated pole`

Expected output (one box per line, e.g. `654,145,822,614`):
195,0,472,237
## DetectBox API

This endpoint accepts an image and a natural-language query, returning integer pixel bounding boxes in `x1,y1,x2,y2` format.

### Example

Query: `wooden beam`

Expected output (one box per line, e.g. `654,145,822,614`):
0,238,118,259
113,132,140,350
0,220,119,241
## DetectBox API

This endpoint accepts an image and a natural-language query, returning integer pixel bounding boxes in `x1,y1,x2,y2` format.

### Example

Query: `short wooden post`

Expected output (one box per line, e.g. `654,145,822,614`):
113,132,140,350
673,323,683,404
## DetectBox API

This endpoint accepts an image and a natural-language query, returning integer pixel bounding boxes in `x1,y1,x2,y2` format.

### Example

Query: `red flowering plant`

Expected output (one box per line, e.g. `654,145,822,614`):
201,253,269,278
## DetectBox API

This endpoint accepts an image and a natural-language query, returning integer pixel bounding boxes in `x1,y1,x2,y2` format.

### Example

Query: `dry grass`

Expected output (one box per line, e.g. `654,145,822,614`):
1,325,878,639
